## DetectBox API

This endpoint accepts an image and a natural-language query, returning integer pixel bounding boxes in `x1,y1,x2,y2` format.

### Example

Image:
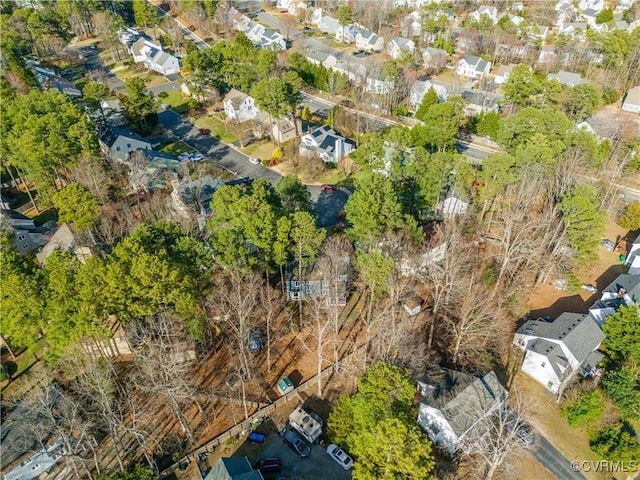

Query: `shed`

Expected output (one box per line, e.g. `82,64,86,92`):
404,297,423,316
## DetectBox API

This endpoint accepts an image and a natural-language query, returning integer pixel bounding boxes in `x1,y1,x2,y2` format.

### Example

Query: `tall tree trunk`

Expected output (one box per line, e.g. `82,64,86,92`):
18,172,39,213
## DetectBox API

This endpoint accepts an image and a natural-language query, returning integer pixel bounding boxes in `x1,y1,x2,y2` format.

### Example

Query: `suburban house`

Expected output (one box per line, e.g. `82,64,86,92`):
253,113,301,144
99,99,124,126
0,209,56,255
336,24,358,44
581,8,599,26
128,150,180,192
299,125,355,163
230,8,251,32
621,86,640,113
316,14,340,35
494,63,516,84
625,233,640,275
456,55,491,79
388,37,415,59
422,47,448,69
409,80,448,111
286,254,350,306
548,70,589,87
223,88,259,123
170,175,224,217
537,45,558,65
438,195,469,219
36,223,92,265
417,370,508,454
513,312,605,394
277,0,307,16
304,51,337,69
355,26,384,52
401,10,422,37
558,22,587,37
43,76,82,98
130,38,180,76
579,0,604,12
204,457,263,480
460,90,498,114
472,5,498,24
98,127,152,162
365,72,395,95
588,274,640,325
245,21,287,50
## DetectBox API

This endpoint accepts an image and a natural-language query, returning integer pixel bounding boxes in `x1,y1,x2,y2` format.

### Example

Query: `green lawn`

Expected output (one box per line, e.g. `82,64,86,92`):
195,115,239,144
158,89,192,114
113,66,169,87
317,165,364,190
157,140,196,156
240,141,273,160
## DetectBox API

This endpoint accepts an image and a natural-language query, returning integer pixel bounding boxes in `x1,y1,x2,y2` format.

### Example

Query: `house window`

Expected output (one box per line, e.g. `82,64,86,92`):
547,382,554,389
126,143,132,149
541,362,546,367
116,146,121,152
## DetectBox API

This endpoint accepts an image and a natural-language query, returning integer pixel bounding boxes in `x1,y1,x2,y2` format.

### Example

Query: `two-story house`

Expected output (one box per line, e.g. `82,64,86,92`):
388,37,415,59
0,209,56,255
409,81,448,111
130,38,180,76
513,312,605,394
456,55,492,79
224,89,259,123
99,127,152,162
472,5,498,24
588,274,640,326
299,125,354,163
625,232,640,274
355,26,384,52
417,369,508,454
548,70,588,87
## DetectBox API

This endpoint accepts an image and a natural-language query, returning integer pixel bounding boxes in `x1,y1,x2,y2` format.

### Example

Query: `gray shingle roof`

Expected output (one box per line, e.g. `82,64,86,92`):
419,370,506,438
600,274,640,303
517,312,604,364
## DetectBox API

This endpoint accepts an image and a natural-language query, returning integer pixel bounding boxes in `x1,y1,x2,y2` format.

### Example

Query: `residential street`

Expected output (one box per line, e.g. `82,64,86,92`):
530,432,587,480
158,109,348,228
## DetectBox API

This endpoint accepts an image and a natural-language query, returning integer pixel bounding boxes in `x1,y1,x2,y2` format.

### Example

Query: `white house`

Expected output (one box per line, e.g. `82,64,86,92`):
472,5,498,24
317,15,340,35
513,312,605,394
548,70,588,87
625,232,640,275
130,38,180,76
417,370,507,454
401,11,422,37
422,47,448,70
223,88,259,123
260,29,287,51
388,37,415,59
621,86,640,113
277,0,307,16
299,125,354,163
409,80,448,111
494,63,516,84
456,55,491,79
588,274,640,326
579,0,604,12
98,127,152,162
558,22,587,37
304,51,337,69
355,26,385,52
336,24,358,43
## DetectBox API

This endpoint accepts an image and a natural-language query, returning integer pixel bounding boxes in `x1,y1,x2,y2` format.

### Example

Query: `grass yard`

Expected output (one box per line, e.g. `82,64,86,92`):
194,115,238,144
113,65,169,87
158,89,192,114
240,141,273,160
157,140,196,156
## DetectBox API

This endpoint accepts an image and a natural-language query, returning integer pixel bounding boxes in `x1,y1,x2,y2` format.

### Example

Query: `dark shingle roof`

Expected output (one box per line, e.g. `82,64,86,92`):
517,312,604,364
601,274,640,303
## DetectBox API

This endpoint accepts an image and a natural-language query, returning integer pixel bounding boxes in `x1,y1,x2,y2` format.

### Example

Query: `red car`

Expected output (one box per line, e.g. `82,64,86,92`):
321,184,337,191
197,128,211,135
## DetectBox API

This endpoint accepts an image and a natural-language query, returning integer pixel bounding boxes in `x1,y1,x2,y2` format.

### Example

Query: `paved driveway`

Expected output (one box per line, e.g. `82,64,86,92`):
255,432,352,480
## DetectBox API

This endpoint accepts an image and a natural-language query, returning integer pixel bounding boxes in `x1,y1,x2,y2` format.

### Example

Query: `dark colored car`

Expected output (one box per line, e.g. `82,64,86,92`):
321,184,337,191
198,128,211,135
254,458,282,473
246,329,264,352
282,429,311,458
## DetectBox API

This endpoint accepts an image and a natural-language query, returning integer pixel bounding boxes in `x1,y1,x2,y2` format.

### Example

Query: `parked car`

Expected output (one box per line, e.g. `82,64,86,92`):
246,329,263,352
248,157,260,165
581,284,597,293
190,153,205,162
321,184,337,191
249,432,266,444
197,128,211,135
282,430,311,458
253,458,282,473
326,444,353,470
178,153,191,161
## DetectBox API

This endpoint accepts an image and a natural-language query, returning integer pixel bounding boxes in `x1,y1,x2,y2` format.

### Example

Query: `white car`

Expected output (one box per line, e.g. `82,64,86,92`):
249,157,260,165
190,153,205,162
178,153,191,161
326,444,353,470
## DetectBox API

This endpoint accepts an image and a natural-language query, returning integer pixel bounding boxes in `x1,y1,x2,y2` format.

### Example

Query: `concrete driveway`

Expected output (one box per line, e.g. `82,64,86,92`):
255,432,352,480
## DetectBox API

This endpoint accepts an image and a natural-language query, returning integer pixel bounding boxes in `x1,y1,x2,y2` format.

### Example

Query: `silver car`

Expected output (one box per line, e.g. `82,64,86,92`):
326,444,353,470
